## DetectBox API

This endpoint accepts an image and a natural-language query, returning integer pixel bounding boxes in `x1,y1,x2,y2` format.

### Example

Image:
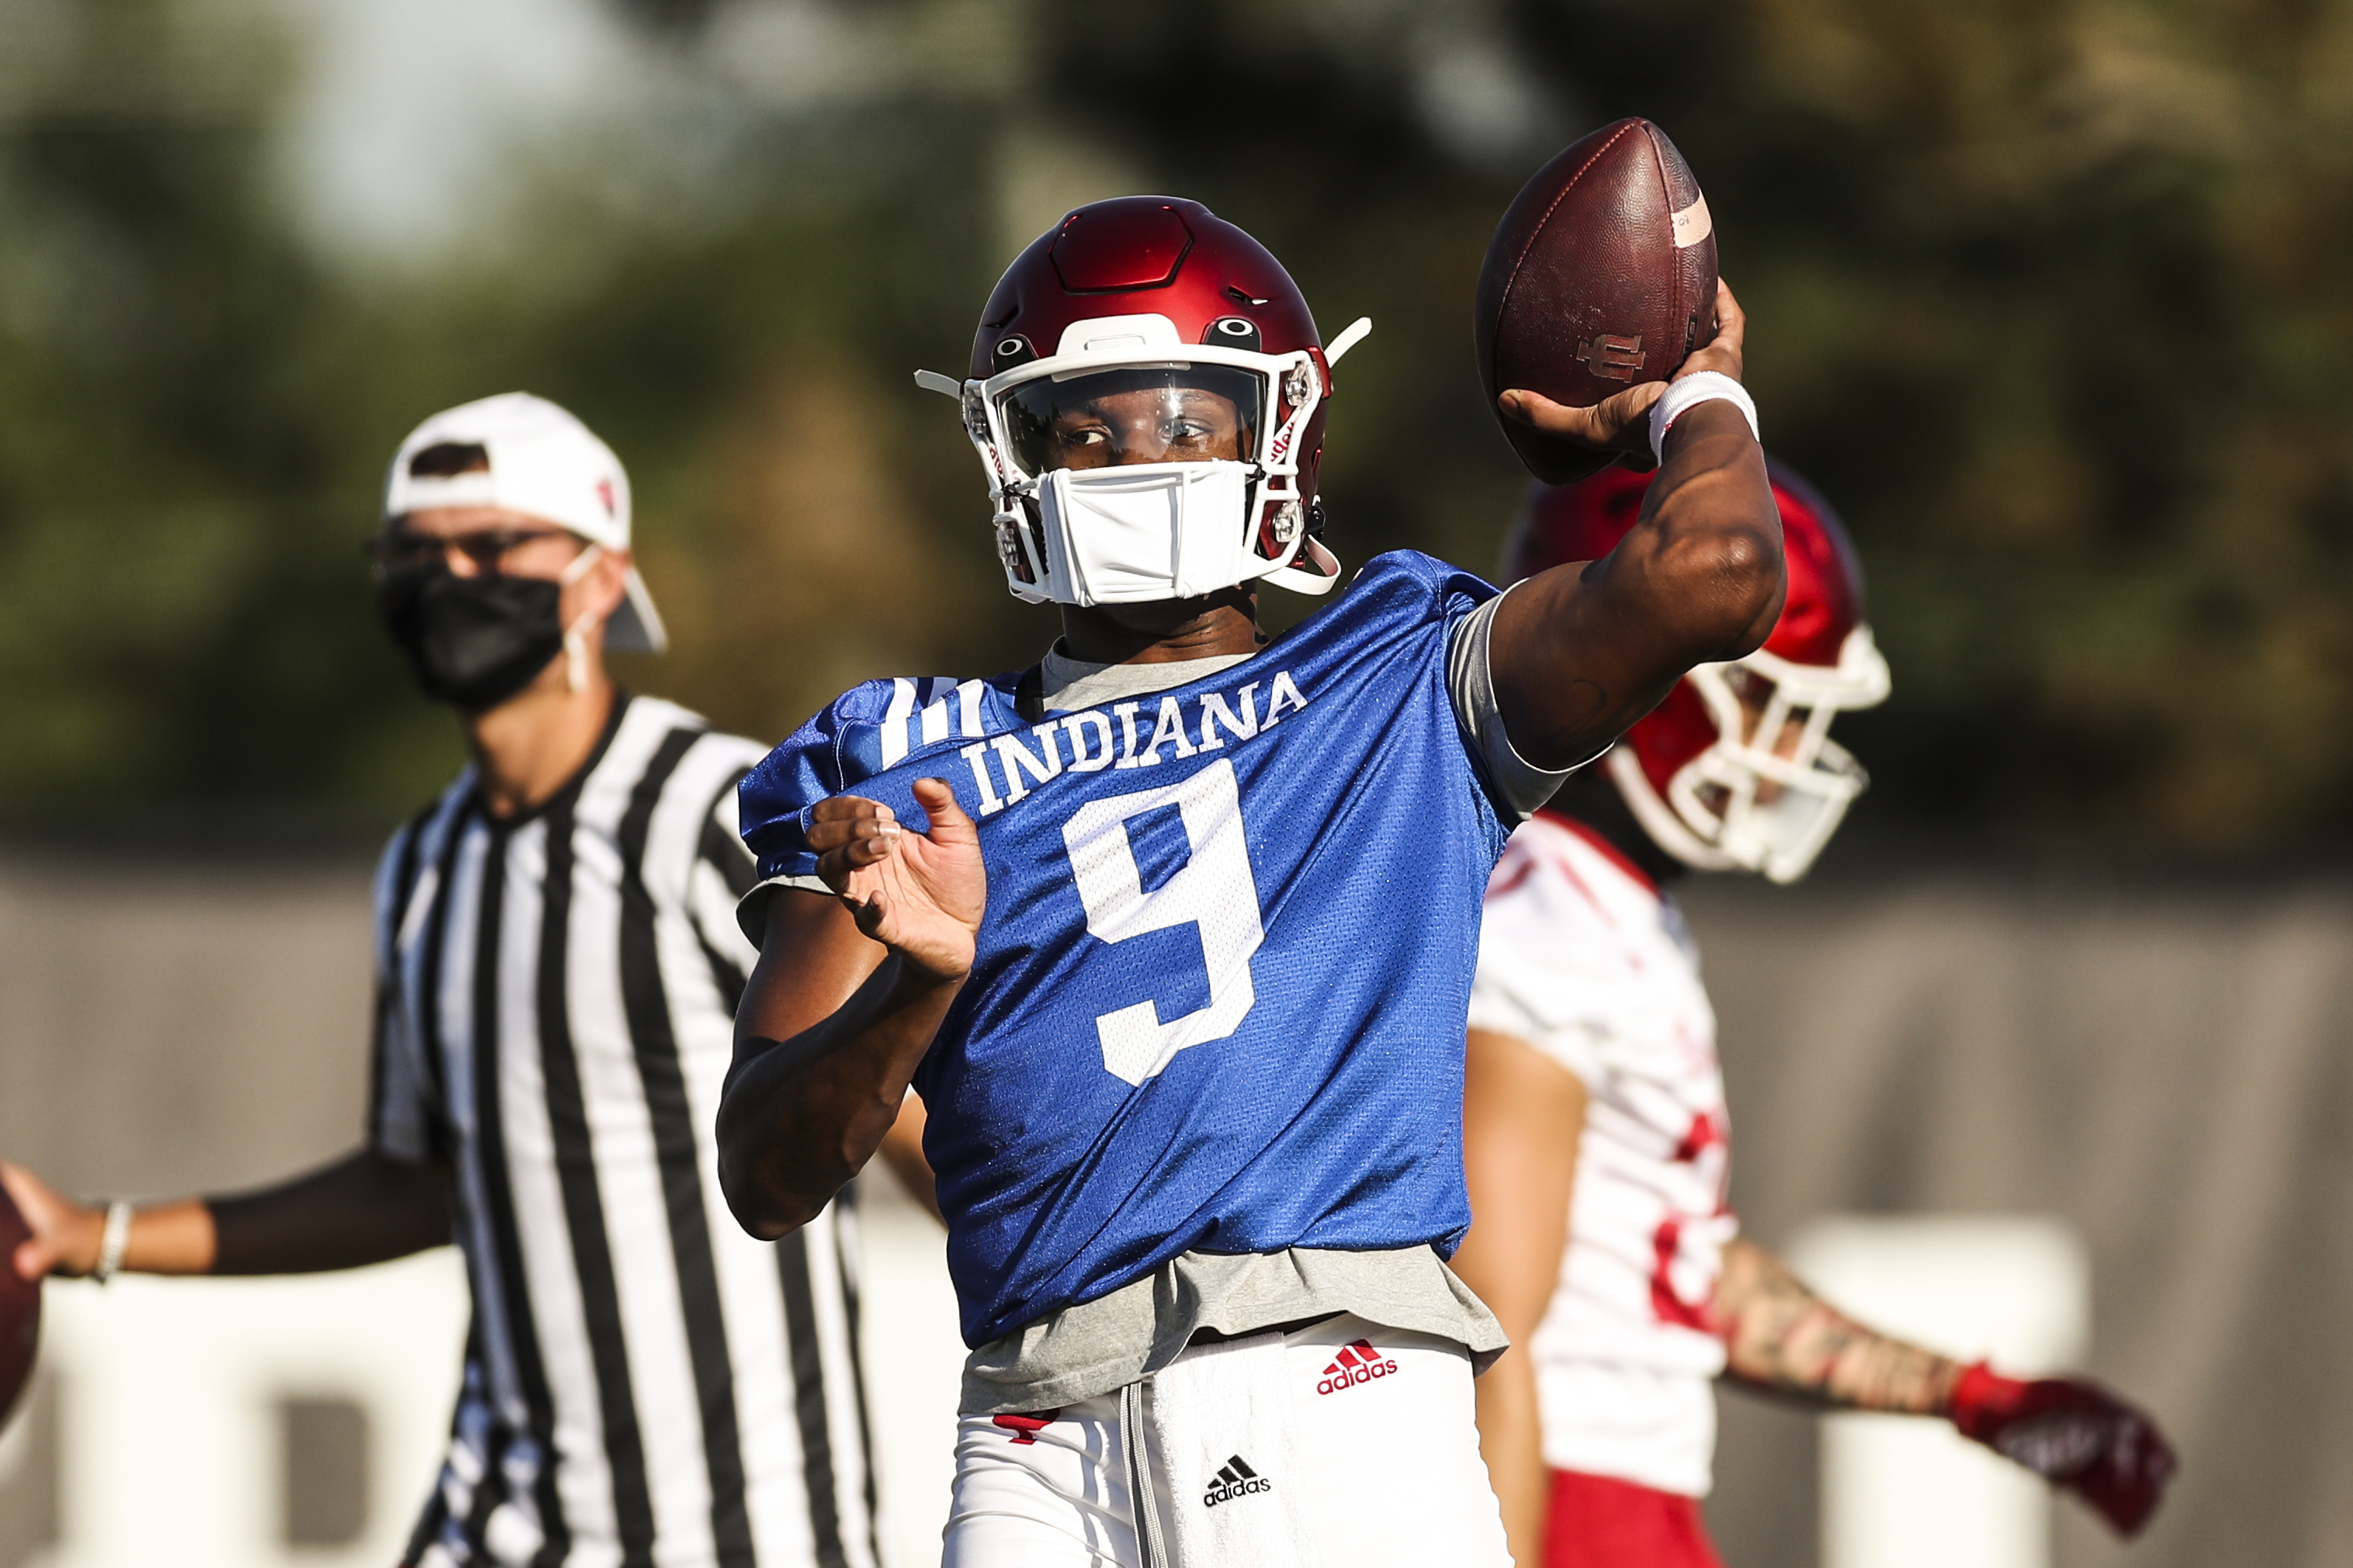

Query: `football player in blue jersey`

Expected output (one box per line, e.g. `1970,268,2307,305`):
715,196,1783,1568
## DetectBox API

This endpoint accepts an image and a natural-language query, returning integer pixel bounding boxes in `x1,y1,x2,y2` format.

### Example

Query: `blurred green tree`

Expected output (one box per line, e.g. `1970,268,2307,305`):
1509,0,2353,840
0,0,1013,825
1042,0,2353,844
2,0,2349,849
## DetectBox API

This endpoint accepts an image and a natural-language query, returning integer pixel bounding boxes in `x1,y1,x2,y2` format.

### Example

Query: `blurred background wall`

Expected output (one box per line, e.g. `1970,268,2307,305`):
1690,861,2353,1568
4,851,2349,1566
4,0,2352,1563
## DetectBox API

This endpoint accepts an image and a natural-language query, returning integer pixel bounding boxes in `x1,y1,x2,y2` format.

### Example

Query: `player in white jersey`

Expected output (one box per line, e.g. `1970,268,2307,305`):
1452,466,2178,1568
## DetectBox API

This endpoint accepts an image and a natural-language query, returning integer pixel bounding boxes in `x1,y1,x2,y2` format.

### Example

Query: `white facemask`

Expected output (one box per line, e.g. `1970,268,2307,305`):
1608,627,1892,884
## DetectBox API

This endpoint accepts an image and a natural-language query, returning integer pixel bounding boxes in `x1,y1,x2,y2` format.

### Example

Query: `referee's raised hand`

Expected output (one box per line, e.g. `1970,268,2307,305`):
2,1161,104,1279
809,778,985,981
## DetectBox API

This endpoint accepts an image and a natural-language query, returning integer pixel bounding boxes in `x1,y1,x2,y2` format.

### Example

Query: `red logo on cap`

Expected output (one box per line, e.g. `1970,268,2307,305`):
596,479,617,517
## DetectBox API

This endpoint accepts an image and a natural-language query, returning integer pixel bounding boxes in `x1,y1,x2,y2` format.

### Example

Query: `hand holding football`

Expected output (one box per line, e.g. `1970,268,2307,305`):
1499,279,1747,461
1476,117,1723,482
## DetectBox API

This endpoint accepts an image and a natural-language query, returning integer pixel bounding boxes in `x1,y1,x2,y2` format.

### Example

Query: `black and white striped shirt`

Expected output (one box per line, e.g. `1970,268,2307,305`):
369,694,879,1568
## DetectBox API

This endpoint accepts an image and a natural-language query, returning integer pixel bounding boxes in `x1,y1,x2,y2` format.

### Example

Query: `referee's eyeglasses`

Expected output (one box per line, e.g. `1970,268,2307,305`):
368,526,580,580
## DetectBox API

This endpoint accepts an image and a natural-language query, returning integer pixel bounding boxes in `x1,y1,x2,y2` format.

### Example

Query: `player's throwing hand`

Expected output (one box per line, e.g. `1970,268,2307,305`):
809,777,985,981
1499,281,1748,463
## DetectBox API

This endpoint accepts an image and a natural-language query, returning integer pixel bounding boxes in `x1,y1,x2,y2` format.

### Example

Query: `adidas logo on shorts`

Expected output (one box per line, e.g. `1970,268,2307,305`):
991,1411,1059,1445
1315,1338,1398,1396
1203,1454,1271,1508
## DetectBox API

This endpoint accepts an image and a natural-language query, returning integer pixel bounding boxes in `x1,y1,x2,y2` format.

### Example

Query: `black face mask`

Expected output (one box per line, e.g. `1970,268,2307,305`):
376,566,565,712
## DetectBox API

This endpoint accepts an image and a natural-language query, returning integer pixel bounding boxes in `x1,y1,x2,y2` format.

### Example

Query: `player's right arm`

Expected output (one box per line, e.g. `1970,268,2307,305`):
2,1150,449,1281
717,778,981,1238
1485,282,1787,772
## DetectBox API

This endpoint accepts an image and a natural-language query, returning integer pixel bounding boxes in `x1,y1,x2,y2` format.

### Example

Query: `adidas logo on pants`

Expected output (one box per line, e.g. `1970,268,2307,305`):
1316,1338,1400,1396
1204,1454,1272,1507
940,1313,1509,1567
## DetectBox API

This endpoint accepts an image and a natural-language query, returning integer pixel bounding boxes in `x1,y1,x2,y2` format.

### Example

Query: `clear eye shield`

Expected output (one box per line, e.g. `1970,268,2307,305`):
996,365,1263,477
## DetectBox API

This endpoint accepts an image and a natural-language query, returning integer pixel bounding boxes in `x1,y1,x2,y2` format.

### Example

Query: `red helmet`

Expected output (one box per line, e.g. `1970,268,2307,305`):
917,197,1370,607
1503,461,1892,881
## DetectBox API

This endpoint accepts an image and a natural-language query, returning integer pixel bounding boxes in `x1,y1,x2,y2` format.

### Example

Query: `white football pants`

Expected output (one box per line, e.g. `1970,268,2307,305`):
941,1314,1509,1568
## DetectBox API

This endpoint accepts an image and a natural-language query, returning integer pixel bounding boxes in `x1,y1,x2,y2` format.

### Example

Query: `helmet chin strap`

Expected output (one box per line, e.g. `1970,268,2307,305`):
1264,538,1343,596
560,543,605,694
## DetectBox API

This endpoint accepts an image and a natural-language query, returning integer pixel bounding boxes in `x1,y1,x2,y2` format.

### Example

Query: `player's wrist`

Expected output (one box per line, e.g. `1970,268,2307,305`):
89,1199,133,1282
1946,1359,2029,1442
1921,1353,1969,1418
50,1199,109,1277
1648,370,1759,463
894,944,974,989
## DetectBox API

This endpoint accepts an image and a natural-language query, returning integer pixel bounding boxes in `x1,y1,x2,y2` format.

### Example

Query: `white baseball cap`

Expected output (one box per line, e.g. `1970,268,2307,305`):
382,391,667,653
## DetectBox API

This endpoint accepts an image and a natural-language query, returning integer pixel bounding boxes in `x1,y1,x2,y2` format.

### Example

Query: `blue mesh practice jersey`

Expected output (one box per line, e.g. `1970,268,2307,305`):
739,552,1516,1346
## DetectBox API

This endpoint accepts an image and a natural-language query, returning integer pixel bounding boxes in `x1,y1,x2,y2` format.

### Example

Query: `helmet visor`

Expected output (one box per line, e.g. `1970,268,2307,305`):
997,365,1263,479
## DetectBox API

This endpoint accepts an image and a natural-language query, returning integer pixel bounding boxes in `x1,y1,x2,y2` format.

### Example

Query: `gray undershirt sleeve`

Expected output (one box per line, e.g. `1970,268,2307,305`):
1446,589,1579,819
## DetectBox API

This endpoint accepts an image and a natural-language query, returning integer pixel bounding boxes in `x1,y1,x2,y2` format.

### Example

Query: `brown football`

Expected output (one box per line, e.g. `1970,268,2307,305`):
0,1183,37,1431
1475,118,1720,483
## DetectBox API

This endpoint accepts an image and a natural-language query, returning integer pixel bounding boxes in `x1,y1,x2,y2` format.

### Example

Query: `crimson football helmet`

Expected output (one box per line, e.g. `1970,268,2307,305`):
917,197,1371,607
1504,462,1891,881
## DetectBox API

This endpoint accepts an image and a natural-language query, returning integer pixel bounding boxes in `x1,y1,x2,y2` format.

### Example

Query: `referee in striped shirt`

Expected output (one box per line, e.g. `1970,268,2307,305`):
2,393,920,1568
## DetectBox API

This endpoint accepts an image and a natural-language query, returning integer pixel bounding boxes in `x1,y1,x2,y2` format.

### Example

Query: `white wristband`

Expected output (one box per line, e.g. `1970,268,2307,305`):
93,1200,132,1284
1648,370,1759,463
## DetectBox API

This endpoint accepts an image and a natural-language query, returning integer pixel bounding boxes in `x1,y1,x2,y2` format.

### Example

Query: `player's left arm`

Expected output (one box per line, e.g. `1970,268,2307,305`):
1714,1236,1960,1411
1485,282,1786,771
717,780,979,1238
1452,1026,1587,1568
1714,1237,2178,1536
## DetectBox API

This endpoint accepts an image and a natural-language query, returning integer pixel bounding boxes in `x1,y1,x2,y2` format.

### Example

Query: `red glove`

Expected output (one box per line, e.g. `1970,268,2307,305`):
1948,1362,2178,1537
